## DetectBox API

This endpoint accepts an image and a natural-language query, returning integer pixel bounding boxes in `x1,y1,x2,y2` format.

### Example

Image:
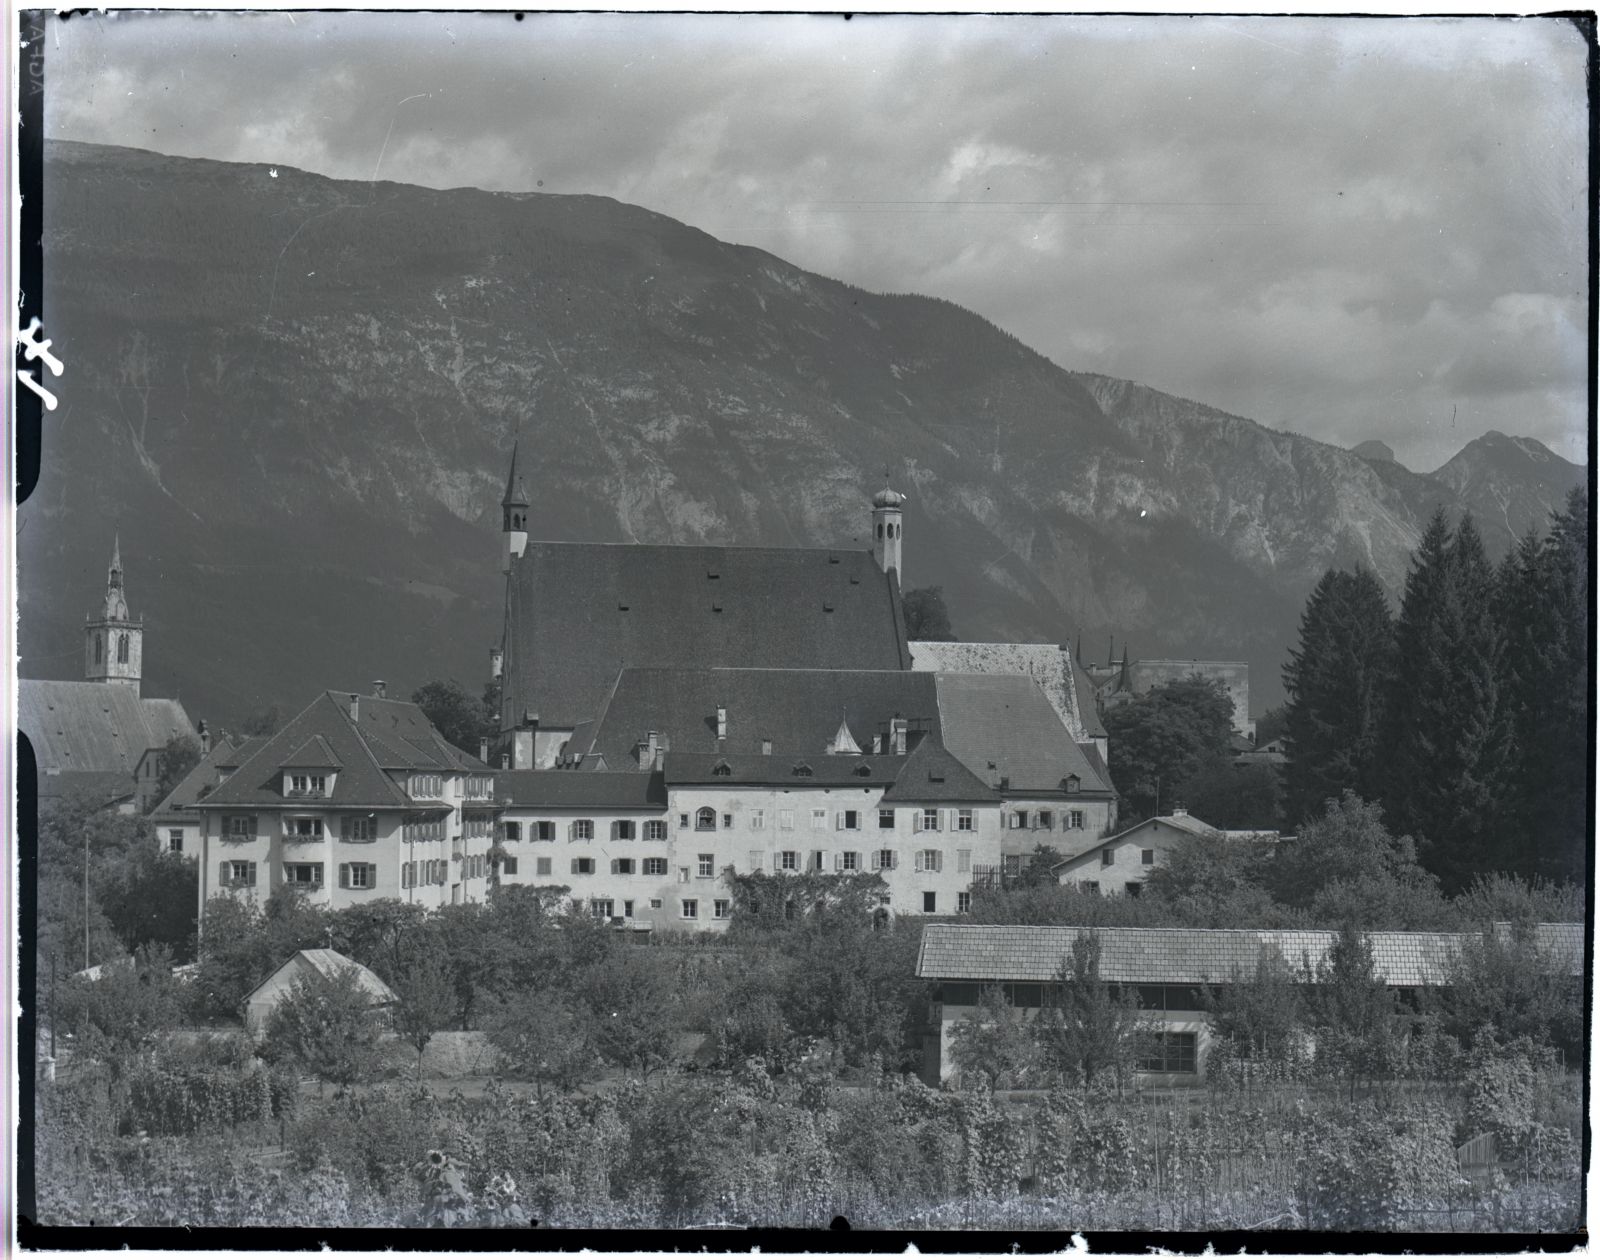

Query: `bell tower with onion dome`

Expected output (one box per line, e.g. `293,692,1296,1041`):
871,476,905,580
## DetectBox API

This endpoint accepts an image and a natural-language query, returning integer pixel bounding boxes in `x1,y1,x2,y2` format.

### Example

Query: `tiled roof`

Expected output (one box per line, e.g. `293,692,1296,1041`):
581,667,939,765
910,641,1093,742
1077,742,1114,790
881,737,1002,803
246,949,397,1007
500,543,910,729
500,769,667,809
38,768,139,809
20,679,195,777
916,924,1585,988
282,734,343,769
665,751,906,787
1072,661,1107,739
149,735,270,822
933,673,1115,797
201,692,485,810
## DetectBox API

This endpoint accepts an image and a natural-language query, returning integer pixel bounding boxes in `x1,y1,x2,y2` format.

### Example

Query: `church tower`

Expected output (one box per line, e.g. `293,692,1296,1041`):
501,441,530,564
871,479,905,579
84,535,143,695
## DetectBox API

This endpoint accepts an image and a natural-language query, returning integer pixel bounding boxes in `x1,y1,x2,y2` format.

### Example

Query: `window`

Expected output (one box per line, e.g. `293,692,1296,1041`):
779,850,799,872
567,819,595,841
287,817,324,839
915,849,943,873
612,858,636,875
810,850,826,872
748,850,763,873
1008,811,1027,830
408,774,443,799
643,857,668,876
923,892,937,913
224,815,257,839
167,829,183,853
220,860,256,888
1082,880,1100,895
94,634,103,664
810,808,827,830
646,820,668,841
622,900,633,918
712,761,732,777
650,898,663,910
696,807,717,831
536,857,552,876
1036,810,1054,831
957,891,971,914
957,849,971,874
339,863,376,890
1065,775,1081,794
591,898,615,919
1125,881,1143,898
284,863,323,886
872,849,897,872
117,633,130,664
956,809,974,832
501,855,519,875
751,809,765,830
1102,848,1115,867
1141,849,1156,866
836,809,860,831
681,899,699,920
1138,1032,1197,1074
503,821,521,842
402,862,414,889
839,851,859,872
679,813,691,829
878,808,895,829
571,857,595,875
615,820,636,841
535,821,556,841
698,853,715,878
341,815,377,842
918,808,941,832
679,866,691,883
778,810,795,830
713,899,731,920
792,763,813,778
1069,810,1086,830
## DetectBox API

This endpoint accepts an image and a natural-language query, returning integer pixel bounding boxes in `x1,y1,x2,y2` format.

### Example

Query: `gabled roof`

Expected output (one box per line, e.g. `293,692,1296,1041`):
150,735,270,822
910,641,1099,742
581,666,939,765
500,543,911,729
282,734,343,769
245,949,397,1008
20,679,195,777
932,673,1115,797
199,692,485,810
916,923,1584,988
1052,812,1223,869
881,737,1002,803
500,769,667,809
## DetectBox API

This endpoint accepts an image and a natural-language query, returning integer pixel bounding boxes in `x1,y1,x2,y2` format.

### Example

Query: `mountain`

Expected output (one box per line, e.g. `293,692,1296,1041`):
1352,440,1397,464
18,141,1585,729
1428,431,1586,544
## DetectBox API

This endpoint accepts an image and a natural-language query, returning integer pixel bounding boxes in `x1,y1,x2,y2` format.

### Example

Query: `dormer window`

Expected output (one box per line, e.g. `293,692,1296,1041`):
286,773,329,798
712,760,733,777
409,773,444,799
792,762,814,778
854,763,872,777
1065,774,1081,794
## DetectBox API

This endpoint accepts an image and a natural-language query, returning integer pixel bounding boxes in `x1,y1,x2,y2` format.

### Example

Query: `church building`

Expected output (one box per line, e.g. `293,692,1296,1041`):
20,539,195,812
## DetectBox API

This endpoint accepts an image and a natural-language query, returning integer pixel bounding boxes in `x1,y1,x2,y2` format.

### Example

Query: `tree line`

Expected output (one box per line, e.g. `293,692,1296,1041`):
1282,490,1588,889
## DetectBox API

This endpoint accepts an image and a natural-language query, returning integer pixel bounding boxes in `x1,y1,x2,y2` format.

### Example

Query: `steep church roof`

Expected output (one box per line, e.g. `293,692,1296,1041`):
501,543,911,729
20,679,194,777
909,640,1100,742
932,673,1115,797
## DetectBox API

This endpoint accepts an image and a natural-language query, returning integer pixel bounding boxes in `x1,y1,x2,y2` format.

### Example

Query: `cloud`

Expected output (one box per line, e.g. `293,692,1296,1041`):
42,11,1590,467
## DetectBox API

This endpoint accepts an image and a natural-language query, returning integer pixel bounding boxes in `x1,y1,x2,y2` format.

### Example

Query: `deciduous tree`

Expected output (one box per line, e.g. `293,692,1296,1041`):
1103,677,1234,821
901,586,957,641
1035,931,1144,1091
261,964,386,1092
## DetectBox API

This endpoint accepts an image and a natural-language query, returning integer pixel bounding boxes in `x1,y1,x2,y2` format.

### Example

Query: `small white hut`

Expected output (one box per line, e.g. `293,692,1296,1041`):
243,948,397,1035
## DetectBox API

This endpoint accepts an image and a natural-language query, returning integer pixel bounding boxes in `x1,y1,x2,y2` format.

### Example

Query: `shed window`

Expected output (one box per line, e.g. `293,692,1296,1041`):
1138,1032,1197,1074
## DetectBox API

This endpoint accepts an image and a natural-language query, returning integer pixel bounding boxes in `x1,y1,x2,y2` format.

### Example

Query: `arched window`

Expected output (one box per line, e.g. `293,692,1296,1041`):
117,633,130,664
94,634,103,665
876,523,884,538
695,806,717,831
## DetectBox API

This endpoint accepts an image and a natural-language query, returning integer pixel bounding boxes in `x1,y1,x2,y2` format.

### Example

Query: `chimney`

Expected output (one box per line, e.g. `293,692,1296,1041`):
524,709,538,729
489,646,503,681
646,730,659,769
760,737,773,757
654,732,669,773
197,719,211,755
499,753,510,770
348,693,360,721
372,680,386,700
1171,805,1187,817
478,737,490,762
891,716,907,756
716,705,727,742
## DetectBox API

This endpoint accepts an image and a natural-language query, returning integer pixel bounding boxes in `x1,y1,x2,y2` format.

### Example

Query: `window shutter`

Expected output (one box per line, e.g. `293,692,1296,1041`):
772,853,782,872
610,859,619,875
935,852,944,873
339,864,349,888
914,851,925,873
933,811,943,832
912,813,922,833
219,861,230,887
833,852,842,872
246,862,258,887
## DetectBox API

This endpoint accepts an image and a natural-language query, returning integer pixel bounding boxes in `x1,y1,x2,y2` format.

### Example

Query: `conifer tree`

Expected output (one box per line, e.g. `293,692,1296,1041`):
1281,566,1395,824
1381,510,1513,890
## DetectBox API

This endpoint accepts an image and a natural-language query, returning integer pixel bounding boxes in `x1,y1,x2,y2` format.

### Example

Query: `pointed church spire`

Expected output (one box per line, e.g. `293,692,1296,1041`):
501,440,530,509
826,709,863,756
103,535,129,620
501,441,530,562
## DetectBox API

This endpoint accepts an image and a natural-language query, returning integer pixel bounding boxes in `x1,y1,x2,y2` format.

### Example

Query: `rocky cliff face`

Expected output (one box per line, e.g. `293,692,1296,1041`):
19,141,1584,726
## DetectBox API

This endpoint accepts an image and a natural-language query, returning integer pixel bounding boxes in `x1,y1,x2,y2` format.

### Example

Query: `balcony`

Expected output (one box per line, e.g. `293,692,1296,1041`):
969,864,1003,888
282,828,327,844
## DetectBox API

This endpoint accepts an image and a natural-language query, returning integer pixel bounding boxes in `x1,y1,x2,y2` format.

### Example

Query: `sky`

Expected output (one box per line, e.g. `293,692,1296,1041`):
42,11,1590,470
